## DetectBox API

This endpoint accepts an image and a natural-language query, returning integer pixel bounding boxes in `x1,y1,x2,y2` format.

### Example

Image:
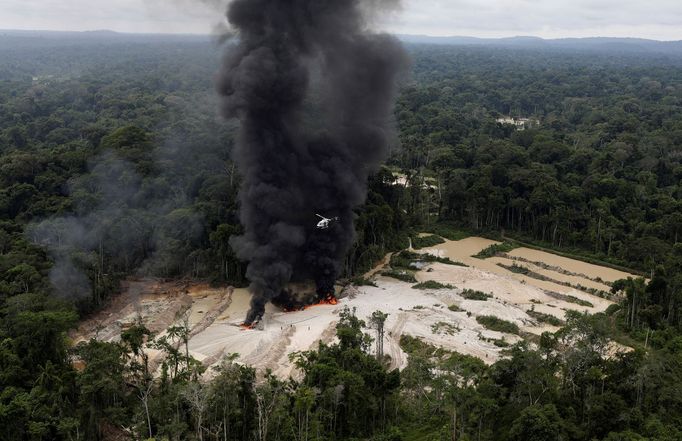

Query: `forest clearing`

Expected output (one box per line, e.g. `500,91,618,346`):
73,236,637,378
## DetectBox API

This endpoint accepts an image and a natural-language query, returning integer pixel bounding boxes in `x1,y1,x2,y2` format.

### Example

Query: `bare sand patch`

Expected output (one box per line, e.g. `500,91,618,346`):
416,263,591,326
71,279,194,344
187,288,227,328
185,275,546,374
488,256,612,292
421,238,616,315
507,248,637,283
76,237,632,378
217,288,253,322
424,236,499,264
79,276,529,378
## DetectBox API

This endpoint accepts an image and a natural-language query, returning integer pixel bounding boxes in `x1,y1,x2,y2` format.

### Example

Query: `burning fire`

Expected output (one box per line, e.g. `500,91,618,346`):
304,294,338,309
242,288,339,329
280,293,339,312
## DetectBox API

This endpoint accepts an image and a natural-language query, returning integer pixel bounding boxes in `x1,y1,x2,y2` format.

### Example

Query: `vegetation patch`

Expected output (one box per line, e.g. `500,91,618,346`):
526,309,564,326
473,241,518,259
544,290,594,308
577,286,611,299
422,225,470,241
399,335,486,377
565,295,594,308
412,280,453,290
391,250,467,269
448,304,463,312
492,338,510,347
350,276,377,287
390,251,420,269
505,254,614,287
431,321,460,335
605,304,621,316
461,289,492,301
411,234,446,250
476,315,520,335
498,262,530,274
500,262,612,300
399,334,448,358
381,270,418,283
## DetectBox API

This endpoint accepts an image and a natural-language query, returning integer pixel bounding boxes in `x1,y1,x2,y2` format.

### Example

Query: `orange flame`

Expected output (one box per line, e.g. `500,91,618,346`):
304,294,338,310
279,294,339,313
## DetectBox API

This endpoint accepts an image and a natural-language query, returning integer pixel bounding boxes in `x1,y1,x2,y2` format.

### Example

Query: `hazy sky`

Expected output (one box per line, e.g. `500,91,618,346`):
1,0,682,40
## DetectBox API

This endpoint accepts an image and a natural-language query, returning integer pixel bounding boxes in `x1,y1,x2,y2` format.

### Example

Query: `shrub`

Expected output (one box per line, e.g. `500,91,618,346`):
381,270,417,283
431,321,459,335
565,295,594,308
498,263,530,274
461,289,492,301
391,250,467,269
476,315,520,334
544,290,594,308
412,280,453,290
526,310,564,326
412,234,446,250
604,304,621,316
474,241,518,259
351,277,377,287
390,250,420,269
426,255,468,266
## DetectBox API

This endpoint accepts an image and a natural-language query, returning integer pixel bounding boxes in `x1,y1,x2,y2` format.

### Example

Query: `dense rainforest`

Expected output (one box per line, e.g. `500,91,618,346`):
1,31,682,440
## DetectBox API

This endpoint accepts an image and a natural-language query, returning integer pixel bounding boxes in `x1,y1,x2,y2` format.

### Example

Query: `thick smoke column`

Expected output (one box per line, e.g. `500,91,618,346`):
217,0,408,323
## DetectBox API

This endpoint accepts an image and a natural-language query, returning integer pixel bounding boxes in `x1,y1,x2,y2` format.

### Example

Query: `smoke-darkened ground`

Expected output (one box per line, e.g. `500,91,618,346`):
217,0,409,323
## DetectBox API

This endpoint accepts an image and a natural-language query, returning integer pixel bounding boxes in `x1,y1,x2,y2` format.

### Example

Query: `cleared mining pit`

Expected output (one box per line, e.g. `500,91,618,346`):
73,236,639,379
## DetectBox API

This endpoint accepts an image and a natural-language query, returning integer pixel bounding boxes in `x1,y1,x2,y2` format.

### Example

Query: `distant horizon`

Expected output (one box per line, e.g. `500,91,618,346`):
3,0,682,41
2,28,682,43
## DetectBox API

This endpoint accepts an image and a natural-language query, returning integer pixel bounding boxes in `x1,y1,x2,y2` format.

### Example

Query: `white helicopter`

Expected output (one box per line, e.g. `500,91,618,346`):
316,214,339,230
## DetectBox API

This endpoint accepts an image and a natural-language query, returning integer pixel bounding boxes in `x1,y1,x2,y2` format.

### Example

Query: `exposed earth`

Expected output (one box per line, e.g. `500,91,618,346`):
73,237,639,379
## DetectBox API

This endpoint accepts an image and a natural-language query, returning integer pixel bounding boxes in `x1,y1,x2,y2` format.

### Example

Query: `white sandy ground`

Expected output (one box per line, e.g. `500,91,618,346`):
420,237,638,311
74,237,639,379
507,247,637,283
487,256,612,292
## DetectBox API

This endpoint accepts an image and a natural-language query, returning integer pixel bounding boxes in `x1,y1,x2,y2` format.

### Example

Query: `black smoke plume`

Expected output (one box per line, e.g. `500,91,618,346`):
216,0,408,323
